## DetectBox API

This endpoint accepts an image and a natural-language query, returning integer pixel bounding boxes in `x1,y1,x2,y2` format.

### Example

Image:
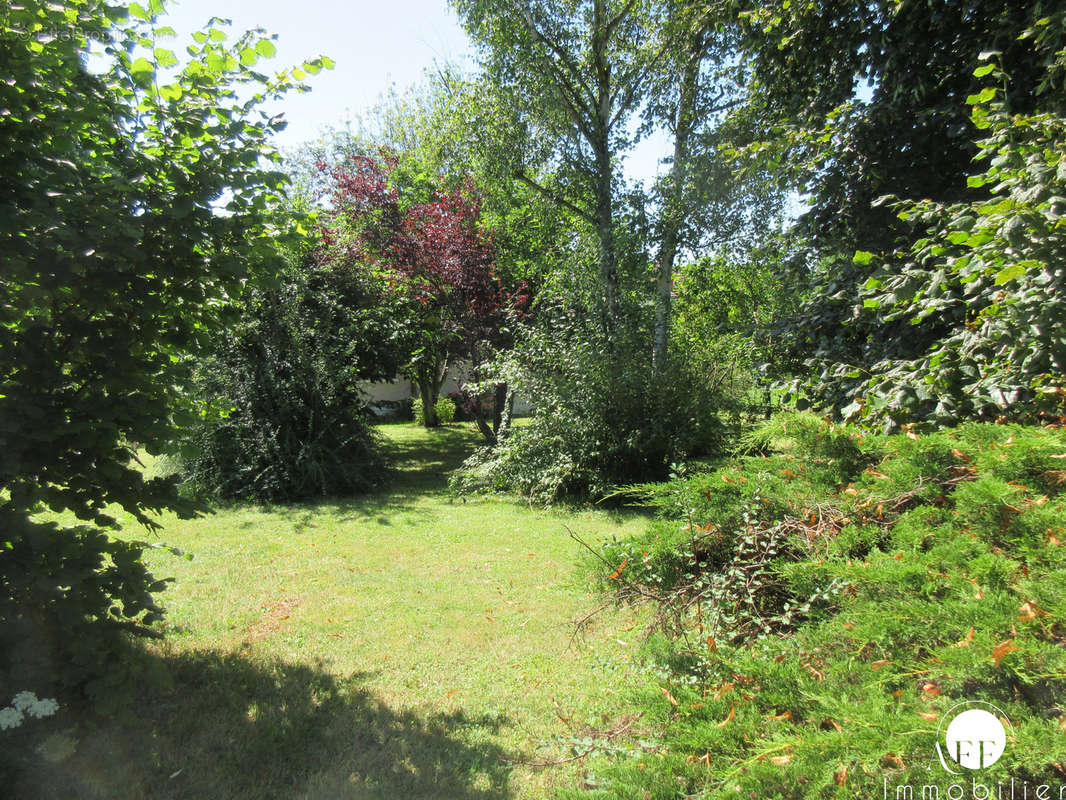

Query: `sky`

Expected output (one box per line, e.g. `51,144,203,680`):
152,0,671,182
156,0,474,148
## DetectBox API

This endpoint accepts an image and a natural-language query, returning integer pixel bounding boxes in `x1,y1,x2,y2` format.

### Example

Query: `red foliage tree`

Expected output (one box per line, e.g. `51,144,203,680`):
318,152,521,436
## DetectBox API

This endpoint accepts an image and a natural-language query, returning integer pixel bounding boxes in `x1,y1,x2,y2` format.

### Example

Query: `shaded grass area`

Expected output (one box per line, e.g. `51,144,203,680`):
381,420,491,491
12,423,650,799
15,649,512,800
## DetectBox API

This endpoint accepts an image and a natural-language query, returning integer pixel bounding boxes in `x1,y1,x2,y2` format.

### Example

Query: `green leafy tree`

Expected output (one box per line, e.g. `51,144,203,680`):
316,151,513,433
453,1,783,359
640,2,787,369
673,234,805,418
453,0,658,337
355,71,565,439
836,19,1066,426
0,0,328,691
736,0,1057,415
444,1,791,497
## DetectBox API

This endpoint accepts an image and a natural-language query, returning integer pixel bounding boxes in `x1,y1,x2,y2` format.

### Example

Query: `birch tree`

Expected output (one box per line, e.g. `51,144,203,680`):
453,0,656,338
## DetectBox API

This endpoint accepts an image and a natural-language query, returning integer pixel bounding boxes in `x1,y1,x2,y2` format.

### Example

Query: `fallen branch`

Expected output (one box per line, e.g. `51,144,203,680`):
569,602,611,647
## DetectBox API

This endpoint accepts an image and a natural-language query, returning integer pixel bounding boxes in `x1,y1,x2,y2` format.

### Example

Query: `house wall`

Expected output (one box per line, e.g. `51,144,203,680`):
359,364,532,416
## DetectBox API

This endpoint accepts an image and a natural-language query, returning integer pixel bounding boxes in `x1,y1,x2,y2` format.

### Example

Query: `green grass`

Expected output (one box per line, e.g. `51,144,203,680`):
29,423,651,799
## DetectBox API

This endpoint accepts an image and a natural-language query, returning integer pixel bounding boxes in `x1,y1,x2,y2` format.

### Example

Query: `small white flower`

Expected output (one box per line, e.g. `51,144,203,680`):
28,697,59,719
0,707,25,730
11,691,37,712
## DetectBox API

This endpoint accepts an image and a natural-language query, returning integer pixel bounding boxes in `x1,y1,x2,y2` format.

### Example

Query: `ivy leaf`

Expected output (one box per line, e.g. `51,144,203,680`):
965,87,997,105
158,83,183,102
154,48,178,69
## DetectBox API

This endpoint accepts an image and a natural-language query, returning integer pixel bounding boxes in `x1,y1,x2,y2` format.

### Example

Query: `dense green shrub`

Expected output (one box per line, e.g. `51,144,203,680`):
672,240,807,419
570,416,1066,798
450,306,739,503
412,395,456,426
181,257,403,502
436,397,457,424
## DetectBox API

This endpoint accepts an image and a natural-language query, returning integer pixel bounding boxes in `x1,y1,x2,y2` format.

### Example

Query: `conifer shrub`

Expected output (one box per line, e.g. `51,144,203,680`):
570,415,1066,799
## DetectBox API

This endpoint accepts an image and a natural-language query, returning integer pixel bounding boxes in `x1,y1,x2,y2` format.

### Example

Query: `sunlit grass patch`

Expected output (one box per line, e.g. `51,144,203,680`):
17,422,650,799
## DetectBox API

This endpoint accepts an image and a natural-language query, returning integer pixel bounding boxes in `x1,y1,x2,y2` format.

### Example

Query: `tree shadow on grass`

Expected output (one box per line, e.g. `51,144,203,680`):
263,494,428,531
9,647,515,800
225,425,485,531
379,423,486,492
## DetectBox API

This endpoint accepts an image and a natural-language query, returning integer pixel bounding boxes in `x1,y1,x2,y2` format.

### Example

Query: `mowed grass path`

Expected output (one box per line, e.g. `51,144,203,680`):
58,423,650,799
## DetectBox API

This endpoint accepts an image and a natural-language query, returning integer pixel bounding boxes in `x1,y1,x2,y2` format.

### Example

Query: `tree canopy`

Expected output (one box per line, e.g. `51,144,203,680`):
742,0,1065,423
0,0,328,689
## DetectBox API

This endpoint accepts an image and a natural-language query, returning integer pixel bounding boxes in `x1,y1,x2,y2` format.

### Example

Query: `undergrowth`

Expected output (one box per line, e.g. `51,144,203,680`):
568,413,1066,799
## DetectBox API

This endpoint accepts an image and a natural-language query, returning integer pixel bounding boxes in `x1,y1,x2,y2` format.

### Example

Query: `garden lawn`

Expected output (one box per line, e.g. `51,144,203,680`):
40,423,650,800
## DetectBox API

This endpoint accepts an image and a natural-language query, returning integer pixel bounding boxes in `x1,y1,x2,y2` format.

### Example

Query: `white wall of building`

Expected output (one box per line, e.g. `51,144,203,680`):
359,365,532,416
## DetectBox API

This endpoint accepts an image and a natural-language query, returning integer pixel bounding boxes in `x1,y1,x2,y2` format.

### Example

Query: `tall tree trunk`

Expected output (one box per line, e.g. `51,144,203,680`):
418,374,438,427
469,382,509,445
492,382,507,435
497,386,516,442
594,141,619,333
416,359,447,427
592,0,619,335
654,33,704,371
473,411,494,443
464,347,501,444
653,224,678,371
